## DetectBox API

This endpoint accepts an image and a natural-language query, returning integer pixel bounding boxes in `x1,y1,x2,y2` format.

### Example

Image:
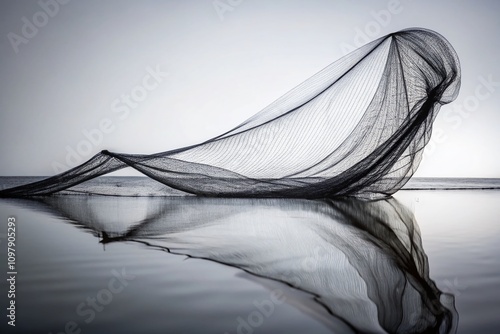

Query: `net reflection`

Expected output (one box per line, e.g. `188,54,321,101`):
17,196,457,333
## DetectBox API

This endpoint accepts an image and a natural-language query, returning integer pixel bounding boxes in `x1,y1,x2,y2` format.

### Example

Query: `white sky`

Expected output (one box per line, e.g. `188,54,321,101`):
0,0,499,177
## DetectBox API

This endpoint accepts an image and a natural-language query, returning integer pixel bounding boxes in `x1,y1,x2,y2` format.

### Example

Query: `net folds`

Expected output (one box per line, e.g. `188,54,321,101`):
1,28,460,199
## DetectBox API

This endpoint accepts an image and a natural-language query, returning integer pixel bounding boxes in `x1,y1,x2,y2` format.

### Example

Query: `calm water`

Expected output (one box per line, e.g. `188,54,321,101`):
0,177,499,333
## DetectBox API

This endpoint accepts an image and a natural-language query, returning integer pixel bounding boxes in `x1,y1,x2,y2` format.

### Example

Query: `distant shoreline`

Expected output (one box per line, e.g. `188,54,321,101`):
1,176,500,196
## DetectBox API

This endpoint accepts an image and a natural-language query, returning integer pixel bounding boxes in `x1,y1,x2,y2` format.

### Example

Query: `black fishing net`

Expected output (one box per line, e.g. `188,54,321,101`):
0,28,460,199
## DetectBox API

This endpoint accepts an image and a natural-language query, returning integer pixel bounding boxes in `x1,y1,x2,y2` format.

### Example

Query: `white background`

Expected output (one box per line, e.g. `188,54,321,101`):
0,0,499,177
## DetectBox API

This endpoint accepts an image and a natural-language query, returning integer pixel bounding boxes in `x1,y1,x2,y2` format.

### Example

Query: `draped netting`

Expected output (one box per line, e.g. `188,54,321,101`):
0,28,460,199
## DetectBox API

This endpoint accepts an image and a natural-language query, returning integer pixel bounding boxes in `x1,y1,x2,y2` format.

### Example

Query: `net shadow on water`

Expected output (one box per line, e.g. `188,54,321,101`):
5,195,458,333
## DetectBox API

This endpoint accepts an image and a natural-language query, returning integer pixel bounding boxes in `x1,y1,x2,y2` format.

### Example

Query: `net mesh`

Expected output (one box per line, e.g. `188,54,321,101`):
0,28,460,199
17,195,457,333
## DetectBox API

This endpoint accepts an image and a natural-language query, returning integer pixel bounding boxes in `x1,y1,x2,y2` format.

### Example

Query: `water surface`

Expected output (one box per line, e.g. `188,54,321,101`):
0,178,499,333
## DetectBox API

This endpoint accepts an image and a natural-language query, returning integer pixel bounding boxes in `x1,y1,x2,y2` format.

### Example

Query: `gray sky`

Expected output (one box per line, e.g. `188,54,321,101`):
1,0,499,177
